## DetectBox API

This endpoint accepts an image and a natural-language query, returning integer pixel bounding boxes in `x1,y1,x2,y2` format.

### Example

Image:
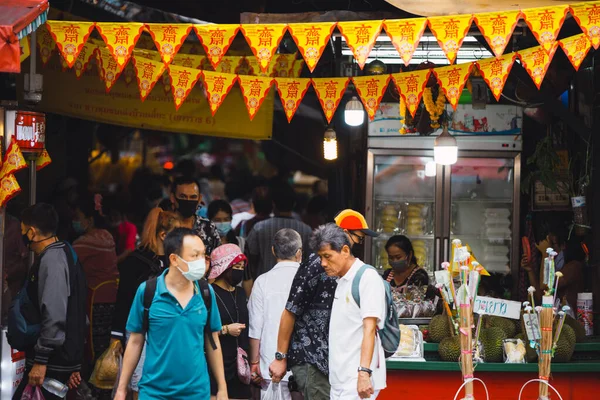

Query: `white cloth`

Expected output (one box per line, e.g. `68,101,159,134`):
248,261,300,382
329,258,387,393
330,386,380,400
232,211,255,229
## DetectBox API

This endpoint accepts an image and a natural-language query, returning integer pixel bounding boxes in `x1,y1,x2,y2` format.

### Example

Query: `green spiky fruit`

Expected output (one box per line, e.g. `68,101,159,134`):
429,314,452,343
553,334,576,363
564,315,587,343
555,324,576,346
481,327,508,362
488,316,517,338
438,335,461,362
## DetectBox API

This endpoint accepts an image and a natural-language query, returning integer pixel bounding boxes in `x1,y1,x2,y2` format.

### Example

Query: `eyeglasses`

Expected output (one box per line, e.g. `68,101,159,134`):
351,232,365,244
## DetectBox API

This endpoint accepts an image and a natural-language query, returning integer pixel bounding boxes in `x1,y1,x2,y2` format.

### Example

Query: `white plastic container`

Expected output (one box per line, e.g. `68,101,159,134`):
577,293,594,336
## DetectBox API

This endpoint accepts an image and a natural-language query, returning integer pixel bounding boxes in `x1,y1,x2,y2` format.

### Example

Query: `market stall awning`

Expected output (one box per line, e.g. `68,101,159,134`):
0,0,49,73
384,0,571,17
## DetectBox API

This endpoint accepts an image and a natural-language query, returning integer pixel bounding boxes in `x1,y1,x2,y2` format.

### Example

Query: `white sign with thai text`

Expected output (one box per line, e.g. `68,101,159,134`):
473,296,522,320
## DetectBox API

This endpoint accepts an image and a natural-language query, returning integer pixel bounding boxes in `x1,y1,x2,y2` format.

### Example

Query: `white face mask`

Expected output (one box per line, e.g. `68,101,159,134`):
176,255,207,281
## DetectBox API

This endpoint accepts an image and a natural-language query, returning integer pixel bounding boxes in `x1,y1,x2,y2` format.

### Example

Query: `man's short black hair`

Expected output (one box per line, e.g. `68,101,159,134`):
171,176,201,195
271,184,296,213
21,203,59,235
164,227,197,260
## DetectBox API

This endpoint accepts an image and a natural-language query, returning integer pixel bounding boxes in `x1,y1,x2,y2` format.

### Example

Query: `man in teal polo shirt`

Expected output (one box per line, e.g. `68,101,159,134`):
115,228,228,400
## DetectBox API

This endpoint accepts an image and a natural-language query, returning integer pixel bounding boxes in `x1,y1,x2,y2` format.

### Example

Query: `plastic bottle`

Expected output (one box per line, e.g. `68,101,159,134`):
42,378,68,398
577,293,594,336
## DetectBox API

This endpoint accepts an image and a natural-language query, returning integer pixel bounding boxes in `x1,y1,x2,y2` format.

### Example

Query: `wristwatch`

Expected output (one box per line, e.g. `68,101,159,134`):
275,352,287,361
357,366,373,376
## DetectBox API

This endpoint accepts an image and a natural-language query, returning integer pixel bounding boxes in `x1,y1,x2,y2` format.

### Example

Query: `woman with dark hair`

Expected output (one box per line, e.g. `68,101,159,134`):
72,194,119,387
382,235,430,289
208,199,245,251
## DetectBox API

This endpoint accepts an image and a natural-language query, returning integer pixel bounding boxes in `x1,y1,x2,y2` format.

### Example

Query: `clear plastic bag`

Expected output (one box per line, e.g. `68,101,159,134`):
21,385,45,400
263,382,284,400
503,339,526,363
89,340,122,389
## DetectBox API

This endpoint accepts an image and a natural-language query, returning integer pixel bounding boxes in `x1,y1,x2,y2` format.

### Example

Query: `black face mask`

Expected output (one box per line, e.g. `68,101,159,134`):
228,269,244,286
22,230,32,248
177,199,199,219
390,259,409,272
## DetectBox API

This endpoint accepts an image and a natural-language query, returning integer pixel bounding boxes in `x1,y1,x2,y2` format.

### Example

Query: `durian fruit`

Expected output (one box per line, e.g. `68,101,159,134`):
488,316,517,338
481,327,508,362
553,333,576,363
556,324,576,347
439,335,461,362
428,314,452,343
564,315,587,343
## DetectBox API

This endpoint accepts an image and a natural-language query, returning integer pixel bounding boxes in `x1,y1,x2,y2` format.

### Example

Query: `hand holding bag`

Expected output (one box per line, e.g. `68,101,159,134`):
21,385,45,400
263,382,284,400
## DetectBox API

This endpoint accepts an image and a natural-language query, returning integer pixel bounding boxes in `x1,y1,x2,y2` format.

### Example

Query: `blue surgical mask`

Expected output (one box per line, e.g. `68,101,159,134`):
215,222,232,237
72,221,86,234
177,256,207,281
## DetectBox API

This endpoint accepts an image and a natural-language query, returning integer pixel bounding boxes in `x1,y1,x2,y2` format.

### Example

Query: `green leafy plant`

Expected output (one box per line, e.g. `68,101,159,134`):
521,135,564,194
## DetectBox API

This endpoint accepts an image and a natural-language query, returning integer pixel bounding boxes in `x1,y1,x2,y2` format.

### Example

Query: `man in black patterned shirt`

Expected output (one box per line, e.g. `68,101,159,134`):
269,210,377,400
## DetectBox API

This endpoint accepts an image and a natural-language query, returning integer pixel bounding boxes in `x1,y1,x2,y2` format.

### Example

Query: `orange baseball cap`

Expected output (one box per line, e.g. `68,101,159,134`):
334,209,378,237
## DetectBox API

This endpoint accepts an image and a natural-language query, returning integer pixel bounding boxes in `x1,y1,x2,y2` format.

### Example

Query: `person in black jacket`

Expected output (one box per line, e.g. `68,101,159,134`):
13,203,87,400
110,208,181,399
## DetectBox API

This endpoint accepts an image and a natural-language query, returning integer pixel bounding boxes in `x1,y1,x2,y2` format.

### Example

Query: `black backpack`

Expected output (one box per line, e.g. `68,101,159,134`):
141,277,217,350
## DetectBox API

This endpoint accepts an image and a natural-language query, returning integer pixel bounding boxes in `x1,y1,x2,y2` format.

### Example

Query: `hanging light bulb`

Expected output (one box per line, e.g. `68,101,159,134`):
434,124,458,165
323,128,338,160
344,96,364,126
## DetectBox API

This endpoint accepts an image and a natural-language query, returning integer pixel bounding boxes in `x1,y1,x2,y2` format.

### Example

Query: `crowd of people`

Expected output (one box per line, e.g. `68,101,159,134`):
5,168,400,400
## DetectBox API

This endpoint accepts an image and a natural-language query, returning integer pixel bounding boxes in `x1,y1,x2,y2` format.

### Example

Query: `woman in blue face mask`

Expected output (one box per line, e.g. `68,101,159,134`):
382,235,430,290
208,200,246,253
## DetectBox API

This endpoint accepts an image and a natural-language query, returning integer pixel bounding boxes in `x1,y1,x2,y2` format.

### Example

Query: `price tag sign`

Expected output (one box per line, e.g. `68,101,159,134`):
473,296,522,320
523,313,542,341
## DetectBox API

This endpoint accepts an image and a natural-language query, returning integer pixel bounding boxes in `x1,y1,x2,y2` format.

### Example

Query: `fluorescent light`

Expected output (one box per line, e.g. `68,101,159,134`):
323,128,338,160
434,126,458,165
344,96,365,126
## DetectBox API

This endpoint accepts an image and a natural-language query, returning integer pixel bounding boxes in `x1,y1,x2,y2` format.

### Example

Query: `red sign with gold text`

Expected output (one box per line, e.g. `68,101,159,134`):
15,112,46,153
46,21,95,68
383,19,427,67
275,77,311,122
288,23,336,72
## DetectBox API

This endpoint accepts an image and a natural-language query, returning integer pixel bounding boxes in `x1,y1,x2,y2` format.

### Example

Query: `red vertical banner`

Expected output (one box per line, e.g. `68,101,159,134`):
95,23,145,68
383,19,428,67
287,23,336,72
275,77,311,122
132,55,167,101
238,75,274,120
392,69,431,118
352,75,391,120
46,21,95,68
337,21,383,69
474,11,521,58
476,52,516,101
428,15,473,64
145,23,192,64
202,71,238,115
570,2,600,50
559,34,592,71
311,77,350,124
168,64,204,110
195,24,240,70
518,44,558,89
433,63,473,109
241,24,287,73
522,6,568,54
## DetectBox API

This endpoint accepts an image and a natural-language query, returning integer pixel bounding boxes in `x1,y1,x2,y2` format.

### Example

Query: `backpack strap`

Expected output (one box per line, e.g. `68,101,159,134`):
198,279,217,351
351,264,373,308
142,278,158,335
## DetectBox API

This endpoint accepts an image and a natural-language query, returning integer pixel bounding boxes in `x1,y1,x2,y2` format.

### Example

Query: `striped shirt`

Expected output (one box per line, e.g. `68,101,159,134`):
246,217,313,279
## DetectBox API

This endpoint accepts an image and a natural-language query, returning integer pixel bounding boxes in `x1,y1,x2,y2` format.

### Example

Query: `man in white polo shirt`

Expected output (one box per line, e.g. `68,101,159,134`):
310,223,386,400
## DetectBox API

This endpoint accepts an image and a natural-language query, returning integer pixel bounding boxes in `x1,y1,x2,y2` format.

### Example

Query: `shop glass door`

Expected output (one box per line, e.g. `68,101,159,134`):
448,156,516,275
369,154,437,275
